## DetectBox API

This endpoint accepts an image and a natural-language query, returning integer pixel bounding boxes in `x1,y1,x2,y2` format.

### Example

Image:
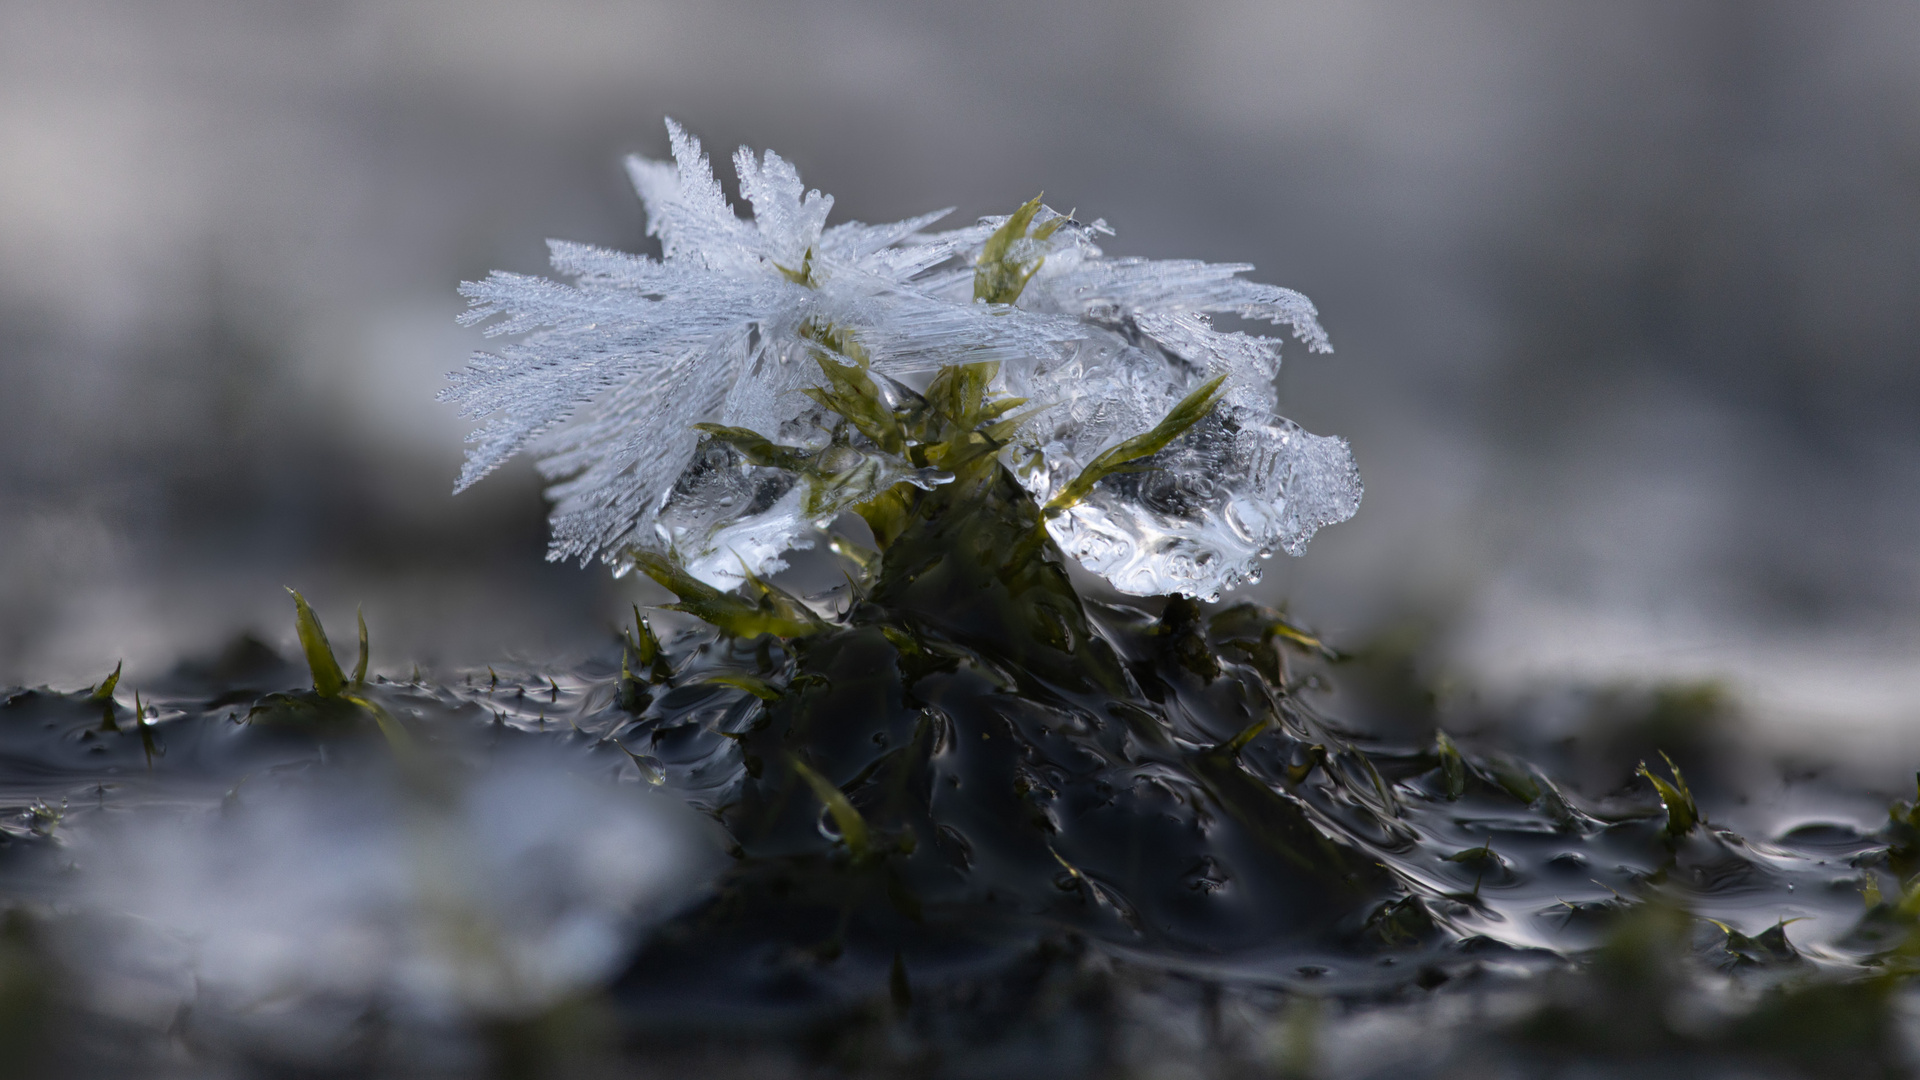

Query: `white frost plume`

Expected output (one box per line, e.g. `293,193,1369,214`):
443,118,1358,598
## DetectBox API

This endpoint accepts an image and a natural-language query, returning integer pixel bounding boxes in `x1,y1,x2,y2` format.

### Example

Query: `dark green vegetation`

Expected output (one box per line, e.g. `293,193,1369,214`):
5,558,1920,1076
6,354,1920,1077
596,350,1920,1078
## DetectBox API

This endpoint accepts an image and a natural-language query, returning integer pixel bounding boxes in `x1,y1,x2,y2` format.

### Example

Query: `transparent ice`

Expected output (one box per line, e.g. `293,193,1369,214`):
443,119,1360,598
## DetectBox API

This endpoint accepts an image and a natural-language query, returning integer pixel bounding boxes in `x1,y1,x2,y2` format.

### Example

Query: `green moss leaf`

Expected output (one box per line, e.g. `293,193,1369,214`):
632,551,825,640
628,605,674,683
1483,754,1543,805
697,672,784,701
694,424,949,522
774,247,817,288
800,354,906,456
343,692,416,758
88,660,122,702
1637,751,1700,837
1045,374,1228,515
689,424,813,473
287,588,346,698
1214,716,1271,757
351,607,369,689
1435,731,1467,801
790,755,871,861
122,690,164,770
974,194,1057,305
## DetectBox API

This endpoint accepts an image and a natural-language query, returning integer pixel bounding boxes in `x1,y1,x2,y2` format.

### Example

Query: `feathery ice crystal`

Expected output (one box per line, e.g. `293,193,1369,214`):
443,119,1360,599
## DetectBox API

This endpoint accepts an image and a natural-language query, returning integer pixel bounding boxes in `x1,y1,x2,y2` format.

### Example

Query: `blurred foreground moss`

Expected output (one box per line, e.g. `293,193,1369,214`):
1511,896,1904,1078
0,909,56,1080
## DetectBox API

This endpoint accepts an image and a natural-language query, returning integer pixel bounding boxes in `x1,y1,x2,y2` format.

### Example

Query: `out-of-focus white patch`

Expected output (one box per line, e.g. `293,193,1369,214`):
62,750,721,1042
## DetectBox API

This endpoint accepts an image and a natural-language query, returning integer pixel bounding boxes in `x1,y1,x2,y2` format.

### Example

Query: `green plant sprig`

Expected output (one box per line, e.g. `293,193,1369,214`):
973,193,1065,305
789,755,872,863
280,589,413,755
1043,373,1227,515
632,551,825,640
1637,751,1700,837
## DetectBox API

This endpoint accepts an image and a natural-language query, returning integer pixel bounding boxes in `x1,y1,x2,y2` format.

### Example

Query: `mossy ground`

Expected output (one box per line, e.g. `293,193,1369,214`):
3,364,1918,1077
4,577,1919,1077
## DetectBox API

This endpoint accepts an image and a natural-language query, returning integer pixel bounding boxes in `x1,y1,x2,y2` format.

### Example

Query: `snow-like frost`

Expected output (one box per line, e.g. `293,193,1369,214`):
442,118,1359,598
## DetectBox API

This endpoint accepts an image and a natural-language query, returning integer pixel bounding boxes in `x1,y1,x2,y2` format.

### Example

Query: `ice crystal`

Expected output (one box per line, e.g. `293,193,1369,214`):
443,119,1359,598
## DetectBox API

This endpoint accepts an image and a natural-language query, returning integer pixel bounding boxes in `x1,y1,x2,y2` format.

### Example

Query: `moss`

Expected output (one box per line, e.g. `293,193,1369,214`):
972,194,1062,305
1637,751,1700,838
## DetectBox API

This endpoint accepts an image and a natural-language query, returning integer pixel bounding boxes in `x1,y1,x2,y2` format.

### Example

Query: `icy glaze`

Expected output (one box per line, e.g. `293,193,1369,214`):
443,120,1357,599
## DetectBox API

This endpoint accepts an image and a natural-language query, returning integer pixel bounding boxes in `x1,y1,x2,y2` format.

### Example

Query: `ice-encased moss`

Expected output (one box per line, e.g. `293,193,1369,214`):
442,119,1357,598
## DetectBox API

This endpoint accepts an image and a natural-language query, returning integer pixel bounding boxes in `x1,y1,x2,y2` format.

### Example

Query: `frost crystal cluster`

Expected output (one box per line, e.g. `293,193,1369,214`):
443,119,1360,599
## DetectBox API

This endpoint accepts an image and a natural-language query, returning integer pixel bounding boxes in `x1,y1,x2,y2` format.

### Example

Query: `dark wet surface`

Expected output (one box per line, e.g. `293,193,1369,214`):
3,522,1919,1076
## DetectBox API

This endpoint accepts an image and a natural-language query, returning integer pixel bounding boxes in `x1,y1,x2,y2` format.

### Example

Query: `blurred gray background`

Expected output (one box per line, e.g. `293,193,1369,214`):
3,1,1918,761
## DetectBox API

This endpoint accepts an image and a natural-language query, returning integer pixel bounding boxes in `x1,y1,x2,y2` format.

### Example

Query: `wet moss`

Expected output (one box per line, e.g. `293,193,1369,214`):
0,364,1915,1075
